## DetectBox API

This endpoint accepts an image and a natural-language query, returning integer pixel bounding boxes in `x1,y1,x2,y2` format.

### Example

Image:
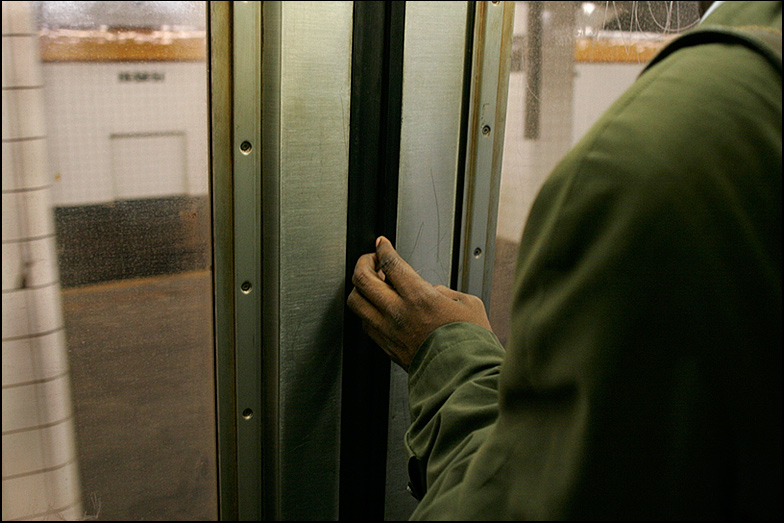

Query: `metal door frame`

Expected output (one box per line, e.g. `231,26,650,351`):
208,2,513,520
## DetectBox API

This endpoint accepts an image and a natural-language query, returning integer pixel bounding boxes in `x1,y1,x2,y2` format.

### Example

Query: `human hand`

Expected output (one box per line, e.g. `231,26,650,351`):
347,236,492,371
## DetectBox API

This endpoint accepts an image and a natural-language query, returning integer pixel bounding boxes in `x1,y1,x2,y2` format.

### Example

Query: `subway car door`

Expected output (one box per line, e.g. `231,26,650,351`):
4,0,701,520
212,1,513,520
2,1,507,519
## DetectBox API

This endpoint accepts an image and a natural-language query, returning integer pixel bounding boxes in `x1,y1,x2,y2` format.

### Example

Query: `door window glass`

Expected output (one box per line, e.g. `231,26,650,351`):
2,2,216,520
490,1,701,344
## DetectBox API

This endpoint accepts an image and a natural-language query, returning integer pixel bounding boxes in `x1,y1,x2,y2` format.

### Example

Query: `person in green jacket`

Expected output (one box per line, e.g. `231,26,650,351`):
347,1,781,519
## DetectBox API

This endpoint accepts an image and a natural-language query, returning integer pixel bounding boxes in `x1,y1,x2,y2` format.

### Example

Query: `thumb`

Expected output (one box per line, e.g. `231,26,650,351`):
375,236,425,298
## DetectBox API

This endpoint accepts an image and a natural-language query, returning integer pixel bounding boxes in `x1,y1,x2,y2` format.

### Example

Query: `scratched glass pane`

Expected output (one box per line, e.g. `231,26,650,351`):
2,2,215,520
490,2,701,345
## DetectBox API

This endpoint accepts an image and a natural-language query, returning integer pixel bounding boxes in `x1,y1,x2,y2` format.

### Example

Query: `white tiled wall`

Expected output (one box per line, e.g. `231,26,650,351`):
3,5,83,520
2,330,70,386
2,284,64,340
1,236,60,290
2,188,56,241
2,138,50,190
2,460,82,520
1,375,74,435
111,132,187,199
2,87,47,139
43,61,209,206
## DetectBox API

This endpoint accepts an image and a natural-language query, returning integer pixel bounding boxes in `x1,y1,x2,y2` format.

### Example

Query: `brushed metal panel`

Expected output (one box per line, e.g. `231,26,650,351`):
266,2,353,520
388,3,469,521
396,1,468,284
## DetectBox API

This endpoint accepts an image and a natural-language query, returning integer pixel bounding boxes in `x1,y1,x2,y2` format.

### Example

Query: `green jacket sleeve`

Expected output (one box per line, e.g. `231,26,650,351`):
404,322,505,513
405,2,781,520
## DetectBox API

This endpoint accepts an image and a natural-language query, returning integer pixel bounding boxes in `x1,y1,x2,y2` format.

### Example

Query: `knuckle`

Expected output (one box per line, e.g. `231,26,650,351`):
469,294,485,307
411,289,434,310
353,253,373,273
351,268,370,289
388,307,408,331
378,252,400,274
352,256,377,288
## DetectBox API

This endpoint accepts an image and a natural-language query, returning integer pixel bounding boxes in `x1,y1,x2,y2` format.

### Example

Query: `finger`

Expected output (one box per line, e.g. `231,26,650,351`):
352,253,401,312
375,236,429,299
354,251,378,274
347,289,404,367
346,287,388,331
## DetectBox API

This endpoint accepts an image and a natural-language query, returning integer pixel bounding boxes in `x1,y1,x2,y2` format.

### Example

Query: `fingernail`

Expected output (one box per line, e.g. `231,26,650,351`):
376,237,382,247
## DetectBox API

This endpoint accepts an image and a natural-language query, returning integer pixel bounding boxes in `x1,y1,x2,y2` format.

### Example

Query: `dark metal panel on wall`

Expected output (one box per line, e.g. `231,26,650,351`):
341,3,484,520
341,2,486,520
340,2,406,521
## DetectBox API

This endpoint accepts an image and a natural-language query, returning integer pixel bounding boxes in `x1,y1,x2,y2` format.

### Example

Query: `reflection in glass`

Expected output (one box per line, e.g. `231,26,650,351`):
491,2,700,344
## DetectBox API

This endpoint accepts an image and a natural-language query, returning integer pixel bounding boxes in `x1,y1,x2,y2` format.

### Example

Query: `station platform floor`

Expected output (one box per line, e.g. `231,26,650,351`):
62,270,217,520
